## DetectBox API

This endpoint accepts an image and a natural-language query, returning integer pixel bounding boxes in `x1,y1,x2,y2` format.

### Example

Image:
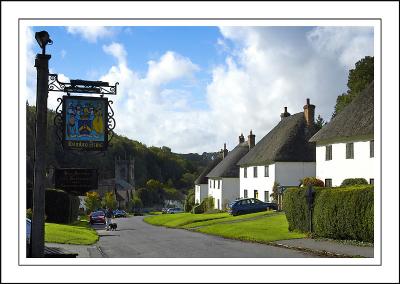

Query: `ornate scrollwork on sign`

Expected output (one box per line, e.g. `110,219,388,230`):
48,74,118,95
106,100,116,146
53,97,63,144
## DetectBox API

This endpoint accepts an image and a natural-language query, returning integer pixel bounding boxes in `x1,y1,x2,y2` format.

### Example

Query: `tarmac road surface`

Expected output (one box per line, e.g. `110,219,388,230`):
91,215,317,258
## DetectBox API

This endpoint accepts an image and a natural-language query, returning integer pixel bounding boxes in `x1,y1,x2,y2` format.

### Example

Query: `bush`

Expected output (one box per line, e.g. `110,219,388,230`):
313,186,374,242
26,208,33,219
301,177,325,187
283,187,326,232
283,185,374,242
341,178,368,187
27,189,79,224
192,196,215,214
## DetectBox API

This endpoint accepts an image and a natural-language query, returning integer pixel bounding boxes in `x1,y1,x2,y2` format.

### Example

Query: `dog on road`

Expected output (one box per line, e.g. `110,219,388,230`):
109,223,117,231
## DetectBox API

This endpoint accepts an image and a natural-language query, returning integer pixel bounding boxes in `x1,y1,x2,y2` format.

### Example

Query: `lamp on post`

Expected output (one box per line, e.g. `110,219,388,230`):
31,31,52,258
305,185,315,233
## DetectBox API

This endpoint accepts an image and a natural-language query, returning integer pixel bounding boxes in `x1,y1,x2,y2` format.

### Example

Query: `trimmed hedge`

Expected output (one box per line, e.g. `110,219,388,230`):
283,185,374,242
27,189,80,224
341,178,368,187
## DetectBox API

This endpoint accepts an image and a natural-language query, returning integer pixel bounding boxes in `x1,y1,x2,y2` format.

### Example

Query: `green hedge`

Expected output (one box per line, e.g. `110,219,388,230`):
341,178,368,187
27,189,80,224
283,185,374,242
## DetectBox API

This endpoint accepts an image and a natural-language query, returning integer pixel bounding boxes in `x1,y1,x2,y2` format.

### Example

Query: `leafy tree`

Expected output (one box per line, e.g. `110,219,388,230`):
270,182,280,202
130,194,143,212
84,191,102,213
102,191,117,209
332,56,374,118
315,114,327,131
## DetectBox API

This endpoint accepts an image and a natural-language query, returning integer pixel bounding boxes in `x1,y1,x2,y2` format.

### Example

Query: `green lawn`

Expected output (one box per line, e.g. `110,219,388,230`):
144,211,305,243
45,220,99,245
143,212,230,227
196,214,306,243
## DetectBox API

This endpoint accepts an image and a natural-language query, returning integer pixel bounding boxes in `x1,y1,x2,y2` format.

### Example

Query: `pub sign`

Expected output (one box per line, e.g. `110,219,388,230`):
55,168,98,195
62,95,108,151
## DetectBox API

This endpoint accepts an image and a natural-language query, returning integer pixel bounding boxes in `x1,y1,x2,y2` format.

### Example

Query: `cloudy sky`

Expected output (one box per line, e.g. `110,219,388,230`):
25,26,374,154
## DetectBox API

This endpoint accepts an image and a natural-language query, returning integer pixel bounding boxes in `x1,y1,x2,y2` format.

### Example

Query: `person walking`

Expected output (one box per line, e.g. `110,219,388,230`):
105,207,114,231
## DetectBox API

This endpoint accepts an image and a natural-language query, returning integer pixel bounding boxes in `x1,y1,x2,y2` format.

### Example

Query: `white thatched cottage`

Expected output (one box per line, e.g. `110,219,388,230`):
309,82,374,187
237,99,318,201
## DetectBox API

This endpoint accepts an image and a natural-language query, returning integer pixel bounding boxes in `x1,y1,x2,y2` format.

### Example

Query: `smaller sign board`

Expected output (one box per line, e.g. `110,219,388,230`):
55,168,98,195
62,95,108,151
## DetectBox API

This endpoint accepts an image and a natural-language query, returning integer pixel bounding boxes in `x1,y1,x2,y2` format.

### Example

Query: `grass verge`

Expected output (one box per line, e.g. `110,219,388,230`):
196,214,306,243
144,211,305,243
45,220,99,245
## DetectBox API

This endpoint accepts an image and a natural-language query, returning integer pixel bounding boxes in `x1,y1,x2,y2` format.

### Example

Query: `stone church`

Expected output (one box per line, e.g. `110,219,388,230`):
97,156,135,209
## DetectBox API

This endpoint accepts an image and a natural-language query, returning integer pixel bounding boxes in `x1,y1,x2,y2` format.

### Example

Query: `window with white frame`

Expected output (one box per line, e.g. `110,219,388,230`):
244,167,247,178
253,167,258,178
244,189,248,198
325,145,332,160
346,142,354,159
370,140,374,158
264,191,269,202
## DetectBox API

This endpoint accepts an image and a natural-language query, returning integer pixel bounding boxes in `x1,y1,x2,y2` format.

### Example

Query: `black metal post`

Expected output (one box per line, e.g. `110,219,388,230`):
31,53,51,257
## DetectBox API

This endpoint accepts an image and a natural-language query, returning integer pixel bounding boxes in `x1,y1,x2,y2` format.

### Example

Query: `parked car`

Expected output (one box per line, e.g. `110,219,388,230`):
228,198,277,216
113,209,127,218
89,211,106,224
167,208,184,214
26,218,31,257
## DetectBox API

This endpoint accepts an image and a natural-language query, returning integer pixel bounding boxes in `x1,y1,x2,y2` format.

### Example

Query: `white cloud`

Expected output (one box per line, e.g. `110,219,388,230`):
99,45,209,153
307,26,374,68
61,49,67,59
103,42,127,65
146,51,200,86
204,26,374,151
66,26,114,43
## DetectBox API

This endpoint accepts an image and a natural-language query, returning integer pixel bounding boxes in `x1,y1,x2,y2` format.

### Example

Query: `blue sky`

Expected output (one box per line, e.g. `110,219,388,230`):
26,26,374,153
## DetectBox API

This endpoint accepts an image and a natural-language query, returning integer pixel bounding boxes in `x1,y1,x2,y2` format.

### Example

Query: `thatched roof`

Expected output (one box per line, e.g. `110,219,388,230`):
194,156,223,185
237,113,317,166
206,143,249,178
310,82,374,143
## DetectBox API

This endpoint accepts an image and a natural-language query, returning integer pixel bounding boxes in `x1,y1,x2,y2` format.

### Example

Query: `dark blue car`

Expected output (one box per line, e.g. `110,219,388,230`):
228,198,277,216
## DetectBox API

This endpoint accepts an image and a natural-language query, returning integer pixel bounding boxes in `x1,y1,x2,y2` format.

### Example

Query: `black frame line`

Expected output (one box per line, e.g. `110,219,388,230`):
17,17,382,267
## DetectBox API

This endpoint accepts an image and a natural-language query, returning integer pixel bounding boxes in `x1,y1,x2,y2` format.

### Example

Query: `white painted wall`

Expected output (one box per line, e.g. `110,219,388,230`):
195,184,208,204
275,162,316,186
240,164,276,201
316,140,374,187
208,177,240,210
240,162,315,201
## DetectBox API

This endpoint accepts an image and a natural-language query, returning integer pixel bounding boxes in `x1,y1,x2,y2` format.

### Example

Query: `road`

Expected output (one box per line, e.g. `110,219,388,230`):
90,216,317,258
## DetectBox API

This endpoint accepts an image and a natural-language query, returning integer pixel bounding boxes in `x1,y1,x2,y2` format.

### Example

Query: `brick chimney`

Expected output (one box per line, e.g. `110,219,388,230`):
303,98,315,127
222,143,228,159
248,130,255,149
280,107,291,120
239,133,245,144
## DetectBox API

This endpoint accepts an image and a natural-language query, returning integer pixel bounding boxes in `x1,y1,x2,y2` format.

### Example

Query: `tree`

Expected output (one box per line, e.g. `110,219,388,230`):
102,191,117,209
332,56,374,118
315,114,327,131
84,191,102,213
270,182,280,202
184,188,195,212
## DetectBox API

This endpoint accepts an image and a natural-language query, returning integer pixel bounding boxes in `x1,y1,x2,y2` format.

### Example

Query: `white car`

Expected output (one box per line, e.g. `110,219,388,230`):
167,208,184,214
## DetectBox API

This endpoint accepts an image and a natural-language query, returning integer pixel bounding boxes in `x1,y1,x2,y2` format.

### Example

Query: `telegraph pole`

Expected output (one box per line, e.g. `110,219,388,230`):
31,31,52,257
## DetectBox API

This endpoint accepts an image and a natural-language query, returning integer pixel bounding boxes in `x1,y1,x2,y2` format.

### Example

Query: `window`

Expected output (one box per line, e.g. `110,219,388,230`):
209,180,211,187
325,145,332,160
346,142,354,159
217,199,220,210
325,179,332,187
244,167,247,178
217,180,220,189
370,140,374,158
244,189,248,198
213,180,216,188
264,165,269,177
264,191,269,202
370,178,374,185
254,190,259,199
253,167,258,178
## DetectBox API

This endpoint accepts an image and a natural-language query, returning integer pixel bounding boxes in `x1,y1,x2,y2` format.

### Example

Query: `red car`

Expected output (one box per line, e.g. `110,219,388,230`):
89,211,106,224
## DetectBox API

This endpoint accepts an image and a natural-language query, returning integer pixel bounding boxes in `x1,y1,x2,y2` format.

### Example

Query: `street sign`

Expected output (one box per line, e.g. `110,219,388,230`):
62,95,108,151
54,168,98,195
